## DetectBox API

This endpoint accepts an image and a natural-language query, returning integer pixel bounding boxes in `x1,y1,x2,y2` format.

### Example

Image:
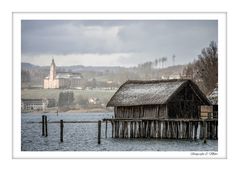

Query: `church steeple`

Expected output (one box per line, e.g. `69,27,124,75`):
49,58,56,80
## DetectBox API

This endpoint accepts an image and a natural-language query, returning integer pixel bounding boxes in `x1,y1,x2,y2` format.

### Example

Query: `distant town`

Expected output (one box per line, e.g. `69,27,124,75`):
21,57,184,113
21,42,218,113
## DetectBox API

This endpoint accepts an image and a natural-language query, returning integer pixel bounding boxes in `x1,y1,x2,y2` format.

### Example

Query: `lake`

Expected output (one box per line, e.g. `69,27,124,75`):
21,112,218,151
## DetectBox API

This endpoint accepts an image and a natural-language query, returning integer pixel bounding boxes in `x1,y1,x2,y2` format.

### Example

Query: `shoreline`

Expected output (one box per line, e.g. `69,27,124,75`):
66,108,112,113
22,108,113,114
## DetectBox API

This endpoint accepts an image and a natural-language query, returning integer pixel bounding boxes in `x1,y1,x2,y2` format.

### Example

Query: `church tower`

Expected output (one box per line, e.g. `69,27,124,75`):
49,58,56,80
43,58,60,89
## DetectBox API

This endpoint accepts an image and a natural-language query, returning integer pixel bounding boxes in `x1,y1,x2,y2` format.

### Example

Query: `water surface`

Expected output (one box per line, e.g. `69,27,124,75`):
21,112,218,151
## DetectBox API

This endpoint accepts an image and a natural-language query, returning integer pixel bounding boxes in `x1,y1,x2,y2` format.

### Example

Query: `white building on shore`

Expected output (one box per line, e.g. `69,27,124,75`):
44,59,82,89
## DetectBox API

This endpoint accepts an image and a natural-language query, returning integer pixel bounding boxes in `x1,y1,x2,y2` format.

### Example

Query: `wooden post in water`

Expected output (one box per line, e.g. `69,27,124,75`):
105,120,108,138
122,121,125,138
130,121,133,138
60,120,64,142
159,121,162,139
203,120,207,144
98,120,101,144
42,115,45,136
125,121,128,138
208,121,211,139
176,121,178,139
165,121,168,139
189,122,192,140
115,121,118,138
194,122,198,140
146,121,149,138
216,120,218,139
44,115,48,137
111,121,114,138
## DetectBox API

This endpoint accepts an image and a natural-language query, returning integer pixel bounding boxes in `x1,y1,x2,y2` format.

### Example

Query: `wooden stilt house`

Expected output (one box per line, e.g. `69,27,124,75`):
105,80,217,139
107,79,211,119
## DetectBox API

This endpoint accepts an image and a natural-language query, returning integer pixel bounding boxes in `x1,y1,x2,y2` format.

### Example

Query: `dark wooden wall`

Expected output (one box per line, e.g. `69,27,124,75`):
114,84,208,119
115,104,167,119
167,86,205,119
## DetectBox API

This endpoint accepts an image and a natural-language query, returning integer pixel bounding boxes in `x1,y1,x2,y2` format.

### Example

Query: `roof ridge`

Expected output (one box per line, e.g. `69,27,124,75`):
126,79,190,84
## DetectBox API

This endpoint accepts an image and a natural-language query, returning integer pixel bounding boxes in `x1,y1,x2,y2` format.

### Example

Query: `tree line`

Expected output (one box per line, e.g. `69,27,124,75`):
183,41,218,94
138,55,177,70
58,91,74,107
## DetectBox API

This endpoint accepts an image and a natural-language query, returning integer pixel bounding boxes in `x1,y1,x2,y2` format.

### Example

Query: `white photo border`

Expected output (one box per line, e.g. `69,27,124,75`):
12,12,227,159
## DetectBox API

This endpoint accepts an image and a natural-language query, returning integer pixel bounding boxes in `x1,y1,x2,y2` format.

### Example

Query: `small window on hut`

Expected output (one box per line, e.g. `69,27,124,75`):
200,105,213,119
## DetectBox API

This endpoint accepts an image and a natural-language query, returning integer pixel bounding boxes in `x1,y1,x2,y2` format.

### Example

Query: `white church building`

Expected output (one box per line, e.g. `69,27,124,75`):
43,59,82,89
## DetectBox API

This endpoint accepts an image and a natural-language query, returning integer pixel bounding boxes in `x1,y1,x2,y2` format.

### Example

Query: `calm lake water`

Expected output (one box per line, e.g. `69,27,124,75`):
21,112,218,151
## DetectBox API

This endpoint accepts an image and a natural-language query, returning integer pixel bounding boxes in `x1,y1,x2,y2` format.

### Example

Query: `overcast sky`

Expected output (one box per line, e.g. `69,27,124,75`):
21,20,218,67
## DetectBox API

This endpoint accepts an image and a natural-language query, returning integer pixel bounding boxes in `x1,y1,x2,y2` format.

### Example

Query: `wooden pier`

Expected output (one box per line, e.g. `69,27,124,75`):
34,115,218,144
103,118,218,140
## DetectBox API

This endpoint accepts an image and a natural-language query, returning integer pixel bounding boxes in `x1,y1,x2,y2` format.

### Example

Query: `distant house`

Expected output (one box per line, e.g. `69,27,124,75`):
207,85,218,118
107,79,211,119
160,75,169,80
169,74,181,80
21,98,57,112
107,80,113,84
21,99,48,112
88,97,100,105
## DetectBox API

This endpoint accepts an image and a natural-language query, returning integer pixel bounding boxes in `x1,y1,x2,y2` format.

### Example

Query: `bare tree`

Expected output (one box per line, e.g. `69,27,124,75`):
183,41,218,94
158,58,162,69
162,57,167,68
172,54,176,66
182,62,194,79
195,41,218,94
58,91,74,107
154,59,158,68
21,70,31,83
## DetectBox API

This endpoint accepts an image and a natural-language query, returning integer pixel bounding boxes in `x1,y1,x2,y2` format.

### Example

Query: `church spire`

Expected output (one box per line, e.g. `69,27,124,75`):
51,57,55,65
49,58,56,80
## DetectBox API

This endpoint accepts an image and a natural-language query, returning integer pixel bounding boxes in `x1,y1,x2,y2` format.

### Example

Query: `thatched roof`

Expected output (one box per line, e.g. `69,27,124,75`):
107,79,210,107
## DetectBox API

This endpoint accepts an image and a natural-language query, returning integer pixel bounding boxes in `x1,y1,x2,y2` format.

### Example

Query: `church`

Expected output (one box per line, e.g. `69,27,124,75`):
43,59,83,89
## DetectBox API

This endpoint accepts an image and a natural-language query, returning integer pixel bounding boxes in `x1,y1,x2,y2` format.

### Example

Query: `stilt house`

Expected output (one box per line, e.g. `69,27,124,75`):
107,79,211,119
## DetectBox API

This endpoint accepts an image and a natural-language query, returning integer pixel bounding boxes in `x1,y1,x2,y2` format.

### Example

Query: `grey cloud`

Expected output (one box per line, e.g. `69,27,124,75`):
22,20,125,54
21,20,217,65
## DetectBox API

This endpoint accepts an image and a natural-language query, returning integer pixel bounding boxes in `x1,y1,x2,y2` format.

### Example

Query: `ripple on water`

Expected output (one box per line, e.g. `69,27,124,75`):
21,112,218,151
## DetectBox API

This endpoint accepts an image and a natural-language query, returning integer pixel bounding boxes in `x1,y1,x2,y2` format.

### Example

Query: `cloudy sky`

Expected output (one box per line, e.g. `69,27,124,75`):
21,20,218,67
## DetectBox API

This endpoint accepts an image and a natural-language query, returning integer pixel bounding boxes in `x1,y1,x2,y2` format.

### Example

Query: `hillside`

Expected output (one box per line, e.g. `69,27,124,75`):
21,62,186,88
